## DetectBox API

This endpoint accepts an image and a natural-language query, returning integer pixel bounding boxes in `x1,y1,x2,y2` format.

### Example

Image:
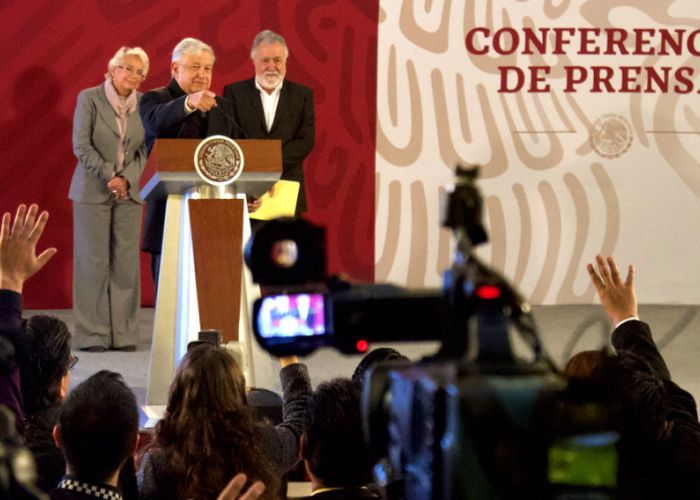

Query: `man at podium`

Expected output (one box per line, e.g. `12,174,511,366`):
224,29,315,217
139,37,241,287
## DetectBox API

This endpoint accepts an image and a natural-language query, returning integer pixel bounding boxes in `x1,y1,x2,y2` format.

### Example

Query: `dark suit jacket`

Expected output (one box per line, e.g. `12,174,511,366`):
223,78,314,214
139,79,239,253
612,320,700,499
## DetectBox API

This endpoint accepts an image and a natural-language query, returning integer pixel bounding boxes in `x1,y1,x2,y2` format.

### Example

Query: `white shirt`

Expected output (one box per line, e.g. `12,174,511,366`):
255,79,283,132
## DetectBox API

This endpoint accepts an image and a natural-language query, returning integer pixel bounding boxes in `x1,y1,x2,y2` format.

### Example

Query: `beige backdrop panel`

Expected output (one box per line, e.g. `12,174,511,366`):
376,0,700,304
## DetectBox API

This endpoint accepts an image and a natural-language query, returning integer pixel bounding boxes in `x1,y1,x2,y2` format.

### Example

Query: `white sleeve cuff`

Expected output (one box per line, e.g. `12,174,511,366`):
615,316,640,329
183,96,195,114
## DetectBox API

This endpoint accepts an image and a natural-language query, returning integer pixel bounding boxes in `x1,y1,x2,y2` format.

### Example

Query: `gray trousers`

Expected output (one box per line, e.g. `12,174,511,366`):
73,200,141,348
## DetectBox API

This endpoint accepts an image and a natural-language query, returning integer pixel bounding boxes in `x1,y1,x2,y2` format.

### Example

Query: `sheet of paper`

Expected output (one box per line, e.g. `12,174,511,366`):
249,180,300,220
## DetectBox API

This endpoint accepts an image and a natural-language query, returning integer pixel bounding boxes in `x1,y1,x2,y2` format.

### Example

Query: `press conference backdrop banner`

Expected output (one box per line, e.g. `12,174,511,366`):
2,2,699,307
0,2,377,308
376,1,700,304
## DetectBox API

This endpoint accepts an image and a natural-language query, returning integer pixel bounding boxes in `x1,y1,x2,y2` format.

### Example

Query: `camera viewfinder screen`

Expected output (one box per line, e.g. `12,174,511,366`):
257,293,326,338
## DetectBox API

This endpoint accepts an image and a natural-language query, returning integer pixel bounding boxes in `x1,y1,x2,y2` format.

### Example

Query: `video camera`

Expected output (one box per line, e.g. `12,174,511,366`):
245,166,620,499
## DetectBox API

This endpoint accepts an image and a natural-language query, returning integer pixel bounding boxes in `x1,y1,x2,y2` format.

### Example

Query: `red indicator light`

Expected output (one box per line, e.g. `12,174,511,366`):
477,285,501,300
356,339,369,352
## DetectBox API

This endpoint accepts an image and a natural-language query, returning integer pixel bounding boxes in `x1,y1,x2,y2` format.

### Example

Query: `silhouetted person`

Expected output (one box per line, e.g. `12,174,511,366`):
51,370,139,499
299,378,379,499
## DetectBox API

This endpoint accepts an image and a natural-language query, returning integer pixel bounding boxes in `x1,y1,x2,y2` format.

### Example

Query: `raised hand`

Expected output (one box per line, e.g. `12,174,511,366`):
247,197,261,213
0,204,57,293
586,254,637,326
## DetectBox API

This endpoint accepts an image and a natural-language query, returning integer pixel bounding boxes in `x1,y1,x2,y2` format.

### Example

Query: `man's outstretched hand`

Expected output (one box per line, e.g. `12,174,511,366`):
586,254,637,327
0,204,57,293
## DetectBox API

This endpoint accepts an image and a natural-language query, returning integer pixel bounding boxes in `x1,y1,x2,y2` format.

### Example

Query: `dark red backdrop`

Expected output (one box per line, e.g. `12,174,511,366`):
0,0,377,308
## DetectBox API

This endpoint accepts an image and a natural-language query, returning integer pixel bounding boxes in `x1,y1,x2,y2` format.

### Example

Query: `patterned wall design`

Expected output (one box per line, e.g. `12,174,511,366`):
376,0,700,304
0,1,378,308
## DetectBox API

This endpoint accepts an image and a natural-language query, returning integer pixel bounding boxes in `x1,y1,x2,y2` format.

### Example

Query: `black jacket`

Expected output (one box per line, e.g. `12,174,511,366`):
139,79,239,254
26,405,64,492
223,78,314,214
612,320,700,499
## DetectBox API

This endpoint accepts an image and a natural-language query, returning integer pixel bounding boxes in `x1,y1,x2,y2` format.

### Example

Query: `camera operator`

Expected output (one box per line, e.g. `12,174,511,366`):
585,255,700,499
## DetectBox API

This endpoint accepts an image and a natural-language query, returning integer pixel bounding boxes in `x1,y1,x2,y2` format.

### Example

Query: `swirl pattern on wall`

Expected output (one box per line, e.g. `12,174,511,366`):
0,1,378,307
376,0,700,304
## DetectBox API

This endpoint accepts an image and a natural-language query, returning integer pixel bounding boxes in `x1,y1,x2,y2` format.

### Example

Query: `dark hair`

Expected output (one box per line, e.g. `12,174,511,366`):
563,349,608,379
154,344,278,499
302,378,372,487
21,315,72,411
581,350,669,444
58,370,138,483
352,348,409,387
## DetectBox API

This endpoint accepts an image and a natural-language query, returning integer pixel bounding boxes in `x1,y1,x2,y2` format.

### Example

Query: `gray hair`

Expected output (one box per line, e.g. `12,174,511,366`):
105,46,149,80
172,37,216,63
251,30,288,59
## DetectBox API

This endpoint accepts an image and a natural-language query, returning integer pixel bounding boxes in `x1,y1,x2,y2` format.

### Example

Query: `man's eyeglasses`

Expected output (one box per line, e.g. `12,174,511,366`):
117,65,146,79
183,64,213,75
68,355,79,371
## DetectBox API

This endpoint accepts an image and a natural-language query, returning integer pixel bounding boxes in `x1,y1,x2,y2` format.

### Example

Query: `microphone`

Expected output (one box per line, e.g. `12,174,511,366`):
215,96,248,139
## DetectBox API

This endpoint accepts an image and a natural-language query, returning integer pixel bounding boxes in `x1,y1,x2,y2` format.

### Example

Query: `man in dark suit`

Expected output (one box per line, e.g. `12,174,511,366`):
140,37,240,286
223,29,315,216
299,378,379,499
584,255,700,499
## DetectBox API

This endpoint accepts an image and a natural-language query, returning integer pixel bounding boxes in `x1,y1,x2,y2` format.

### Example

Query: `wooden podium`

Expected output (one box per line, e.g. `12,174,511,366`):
140,138,281,406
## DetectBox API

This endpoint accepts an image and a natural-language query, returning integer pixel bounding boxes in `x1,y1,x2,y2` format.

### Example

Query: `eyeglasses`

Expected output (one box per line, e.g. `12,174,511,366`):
182,64,213,75
117,65,146,79
68,355,79,371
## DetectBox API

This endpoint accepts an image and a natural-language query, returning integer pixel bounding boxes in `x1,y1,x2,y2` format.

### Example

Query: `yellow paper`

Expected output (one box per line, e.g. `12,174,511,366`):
249,180,300,220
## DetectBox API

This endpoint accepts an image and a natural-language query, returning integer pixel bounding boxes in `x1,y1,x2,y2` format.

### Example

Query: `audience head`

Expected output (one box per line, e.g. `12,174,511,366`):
352,347,409,387
54,370,138,484
171,37,215,94
165,343,247,420
156,344,278,499
302,378,373,488
563,349,608,379
105,46,149,96
566,349,670,445
251,30,288,91
21,315,74,412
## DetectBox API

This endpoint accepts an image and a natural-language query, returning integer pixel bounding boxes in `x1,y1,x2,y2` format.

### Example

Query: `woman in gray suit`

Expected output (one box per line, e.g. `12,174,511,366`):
69,46,149,352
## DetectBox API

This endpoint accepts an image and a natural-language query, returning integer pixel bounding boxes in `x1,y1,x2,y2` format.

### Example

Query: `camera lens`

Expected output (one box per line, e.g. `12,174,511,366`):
271,239,299,268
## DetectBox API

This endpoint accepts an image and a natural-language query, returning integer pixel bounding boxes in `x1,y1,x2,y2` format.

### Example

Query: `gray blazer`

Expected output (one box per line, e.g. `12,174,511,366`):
69,84,147,204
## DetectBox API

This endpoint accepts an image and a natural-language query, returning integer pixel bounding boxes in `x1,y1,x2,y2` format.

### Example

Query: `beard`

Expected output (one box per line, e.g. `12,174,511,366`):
260,71,283,89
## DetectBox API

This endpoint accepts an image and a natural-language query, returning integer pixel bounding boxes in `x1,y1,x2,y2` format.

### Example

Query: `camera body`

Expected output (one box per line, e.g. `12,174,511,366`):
245,167,620,499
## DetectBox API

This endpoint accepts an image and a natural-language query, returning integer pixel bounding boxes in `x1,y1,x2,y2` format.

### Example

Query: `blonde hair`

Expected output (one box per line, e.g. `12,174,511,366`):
105,46,150,80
